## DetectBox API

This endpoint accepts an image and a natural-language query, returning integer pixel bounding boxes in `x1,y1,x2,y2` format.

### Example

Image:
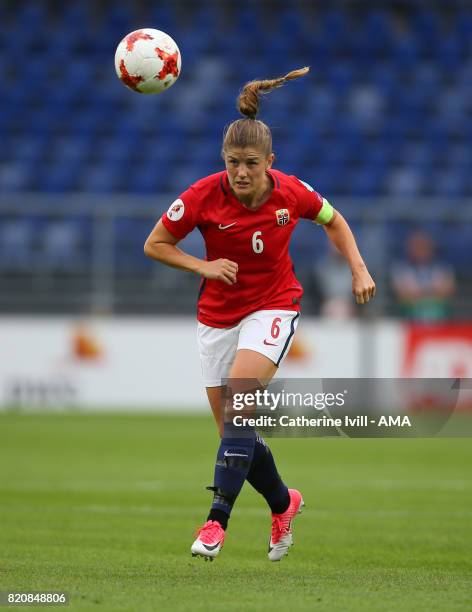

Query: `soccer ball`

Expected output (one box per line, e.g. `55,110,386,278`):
114,28,181,94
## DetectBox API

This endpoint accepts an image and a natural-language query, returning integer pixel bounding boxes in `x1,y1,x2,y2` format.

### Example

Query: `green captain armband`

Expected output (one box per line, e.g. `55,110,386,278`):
314,198,334,225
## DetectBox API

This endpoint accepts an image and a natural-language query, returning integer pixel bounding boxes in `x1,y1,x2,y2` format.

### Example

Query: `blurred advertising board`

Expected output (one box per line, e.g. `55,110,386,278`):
0,318,471,411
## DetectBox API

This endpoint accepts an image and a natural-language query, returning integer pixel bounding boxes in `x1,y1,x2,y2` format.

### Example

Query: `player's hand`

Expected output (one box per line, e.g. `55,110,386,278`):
352,268,376,304
198,259,238,285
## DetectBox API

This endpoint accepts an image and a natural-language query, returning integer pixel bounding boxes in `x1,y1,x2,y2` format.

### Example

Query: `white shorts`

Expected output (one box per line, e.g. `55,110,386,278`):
197,309,300,387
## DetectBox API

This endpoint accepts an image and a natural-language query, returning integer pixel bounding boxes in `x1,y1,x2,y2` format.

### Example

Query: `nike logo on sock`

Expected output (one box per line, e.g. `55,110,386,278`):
223,450,248,458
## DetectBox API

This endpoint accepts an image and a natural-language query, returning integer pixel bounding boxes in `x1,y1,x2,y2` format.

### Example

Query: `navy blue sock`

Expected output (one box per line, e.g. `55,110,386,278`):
207,508,229,530
208,422,256,519
246,433,290,514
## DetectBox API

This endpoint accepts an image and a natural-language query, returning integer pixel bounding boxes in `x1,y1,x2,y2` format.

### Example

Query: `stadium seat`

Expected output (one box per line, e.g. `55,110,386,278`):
0,218,37,271
38,218,90,271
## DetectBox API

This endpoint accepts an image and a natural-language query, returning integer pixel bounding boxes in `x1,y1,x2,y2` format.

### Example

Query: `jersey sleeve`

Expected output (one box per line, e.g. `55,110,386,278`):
293,177,335,225
160,186,200,240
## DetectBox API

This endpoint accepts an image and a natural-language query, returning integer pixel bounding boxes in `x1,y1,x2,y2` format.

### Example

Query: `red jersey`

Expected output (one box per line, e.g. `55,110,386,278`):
161,169,324,328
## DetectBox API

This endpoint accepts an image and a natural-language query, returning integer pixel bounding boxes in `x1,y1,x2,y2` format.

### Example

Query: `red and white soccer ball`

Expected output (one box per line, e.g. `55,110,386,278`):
114,28,181,94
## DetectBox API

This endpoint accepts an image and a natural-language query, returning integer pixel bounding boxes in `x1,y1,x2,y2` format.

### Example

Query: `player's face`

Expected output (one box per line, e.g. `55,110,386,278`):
224,147,274,200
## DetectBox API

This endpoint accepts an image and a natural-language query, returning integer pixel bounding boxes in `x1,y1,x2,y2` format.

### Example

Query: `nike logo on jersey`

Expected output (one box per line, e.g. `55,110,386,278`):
218,222,237,230
263,340,278,346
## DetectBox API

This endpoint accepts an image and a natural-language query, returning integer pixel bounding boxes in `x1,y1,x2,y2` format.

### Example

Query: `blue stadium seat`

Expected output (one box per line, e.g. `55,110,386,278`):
38,161,80,192
349,166,385,197
38,218,91,271
434,171,468,198
114,218,155,270
0,161,34,192
386,167,423,198
412,9,441,40
0,218,37,271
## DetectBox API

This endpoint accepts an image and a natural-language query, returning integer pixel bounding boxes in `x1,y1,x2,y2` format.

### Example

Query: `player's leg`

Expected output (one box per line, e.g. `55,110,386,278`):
197,350,273,556
191,385,228,559
191,323,238,559
233,311,304,561
206,386,224,437
226,348,291,514
228,350,304,561
228,347,278,381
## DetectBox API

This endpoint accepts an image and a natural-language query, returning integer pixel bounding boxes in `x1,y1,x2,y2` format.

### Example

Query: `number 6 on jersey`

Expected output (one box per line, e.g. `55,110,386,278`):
252,231,264,254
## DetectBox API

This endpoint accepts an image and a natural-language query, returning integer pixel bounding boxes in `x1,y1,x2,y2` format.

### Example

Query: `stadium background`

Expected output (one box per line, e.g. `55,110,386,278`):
1,2,472,610
1,0,472,317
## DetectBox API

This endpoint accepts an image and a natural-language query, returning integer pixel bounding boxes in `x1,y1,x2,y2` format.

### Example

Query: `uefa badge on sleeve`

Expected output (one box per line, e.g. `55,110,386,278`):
275,209,290,226
167,199,185,221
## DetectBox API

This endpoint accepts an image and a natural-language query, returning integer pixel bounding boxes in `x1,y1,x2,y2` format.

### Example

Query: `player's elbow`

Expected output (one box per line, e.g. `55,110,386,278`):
144,238,170,261
144,237,157,259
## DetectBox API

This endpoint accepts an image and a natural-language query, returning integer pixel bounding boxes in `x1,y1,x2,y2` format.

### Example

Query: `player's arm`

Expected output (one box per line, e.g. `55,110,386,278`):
318,206,376,305
144,220,238,285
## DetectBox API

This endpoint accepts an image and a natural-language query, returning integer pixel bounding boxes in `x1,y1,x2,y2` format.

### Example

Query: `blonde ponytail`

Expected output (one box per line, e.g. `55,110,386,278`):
222,67,310,156
237,67,310,119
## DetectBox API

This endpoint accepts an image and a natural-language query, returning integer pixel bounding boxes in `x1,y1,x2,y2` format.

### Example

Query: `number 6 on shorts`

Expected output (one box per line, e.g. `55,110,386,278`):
237,310,300,367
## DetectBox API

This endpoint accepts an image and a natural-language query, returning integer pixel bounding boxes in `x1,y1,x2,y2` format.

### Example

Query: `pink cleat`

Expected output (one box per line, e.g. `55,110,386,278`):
268,488,304,561
191,520,225,561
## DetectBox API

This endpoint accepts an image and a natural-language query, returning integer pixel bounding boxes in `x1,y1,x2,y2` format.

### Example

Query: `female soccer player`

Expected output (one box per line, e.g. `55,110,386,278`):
144,67,375,562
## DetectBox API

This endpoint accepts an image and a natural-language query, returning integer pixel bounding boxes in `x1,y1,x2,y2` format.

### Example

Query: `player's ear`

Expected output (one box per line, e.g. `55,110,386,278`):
266,153,275,168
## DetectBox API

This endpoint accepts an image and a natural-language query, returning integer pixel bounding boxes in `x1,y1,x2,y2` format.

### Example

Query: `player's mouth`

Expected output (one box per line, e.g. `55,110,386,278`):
235,181,250,188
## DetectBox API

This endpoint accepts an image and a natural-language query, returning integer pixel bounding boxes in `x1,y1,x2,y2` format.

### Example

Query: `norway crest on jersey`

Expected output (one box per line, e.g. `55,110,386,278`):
275,208,290,226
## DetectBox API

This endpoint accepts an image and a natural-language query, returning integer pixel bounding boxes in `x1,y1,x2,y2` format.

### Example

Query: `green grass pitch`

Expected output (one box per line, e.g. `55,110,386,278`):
1,413,471,611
